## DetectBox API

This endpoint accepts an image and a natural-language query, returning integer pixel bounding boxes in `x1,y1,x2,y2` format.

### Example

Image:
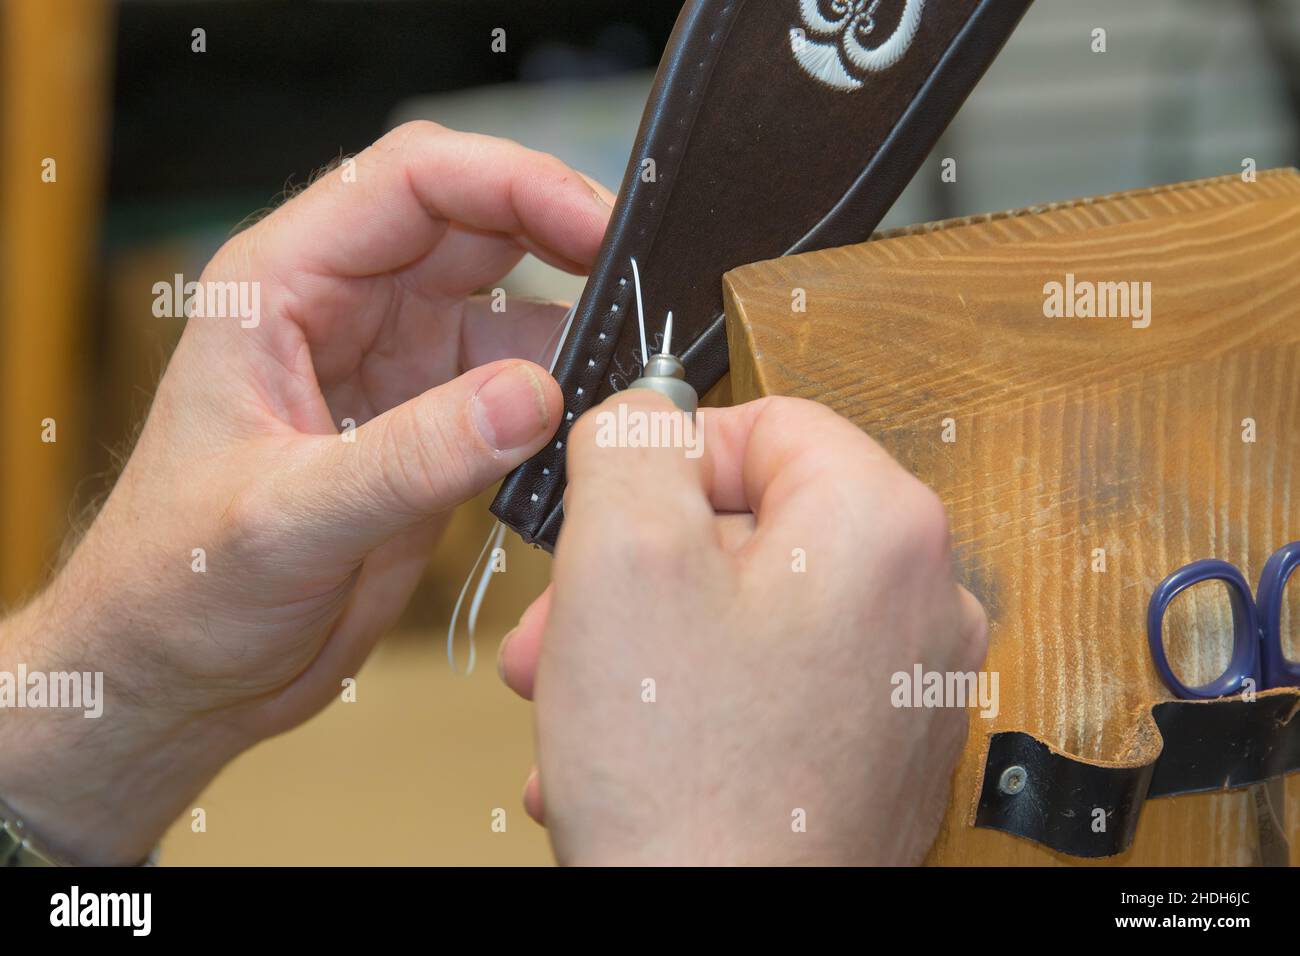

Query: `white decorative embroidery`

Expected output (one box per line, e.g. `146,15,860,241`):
791,0,925,91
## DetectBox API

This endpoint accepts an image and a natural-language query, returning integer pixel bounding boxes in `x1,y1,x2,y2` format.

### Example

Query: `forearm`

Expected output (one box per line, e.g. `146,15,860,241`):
0,578,241,865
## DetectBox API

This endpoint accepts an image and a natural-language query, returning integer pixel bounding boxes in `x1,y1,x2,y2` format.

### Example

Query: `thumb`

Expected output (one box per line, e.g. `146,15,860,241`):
298,359,561,551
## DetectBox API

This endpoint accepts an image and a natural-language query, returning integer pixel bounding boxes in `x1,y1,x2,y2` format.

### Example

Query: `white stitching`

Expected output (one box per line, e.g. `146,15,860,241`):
514,0,738,532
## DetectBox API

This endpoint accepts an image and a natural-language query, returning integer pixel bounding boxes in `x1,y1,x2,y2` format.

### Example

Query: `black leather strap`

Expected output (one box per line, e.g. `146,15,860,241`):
492,0,1034,549
975,689,1300,858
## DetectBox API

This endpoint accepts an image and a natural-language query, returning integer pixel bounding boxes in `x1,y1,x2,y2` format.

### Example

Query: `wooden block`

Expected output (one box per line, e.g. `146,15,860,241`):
723,169,1300,865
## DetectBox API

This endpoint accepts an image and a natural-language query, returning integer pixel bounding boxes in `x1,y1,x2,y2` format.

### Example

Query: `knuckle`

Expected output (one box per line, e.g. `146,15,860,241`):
379,409,469,513
621,521,695,574
749,397,827,460
387,119,447,152
961,598,991,671
374,414,424,509
756,395,820,429
797,444,850,486
888,476,953,567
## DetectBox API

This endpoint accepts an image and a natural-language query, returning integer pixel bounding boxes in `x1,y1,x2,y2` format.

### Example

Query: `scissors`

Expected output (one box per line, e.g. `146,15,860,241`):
1147,542,1300,865
1147,541,1300,701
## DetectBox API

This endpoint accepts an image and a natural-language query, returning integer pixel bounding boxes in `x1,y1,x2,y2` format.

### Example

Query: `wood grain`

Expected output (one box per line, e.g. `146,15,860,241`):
723,169,1300,865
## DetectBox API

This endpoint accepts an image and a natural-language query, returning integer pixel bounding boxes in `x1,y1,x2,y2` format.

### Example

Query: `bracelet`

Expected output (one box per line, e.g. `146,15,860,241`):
0,791,159,867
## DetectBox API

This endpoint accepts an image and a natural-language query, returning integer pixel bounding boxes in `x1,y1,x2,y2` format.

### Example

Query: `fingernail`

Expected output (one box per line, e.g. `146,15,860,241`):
473,364,549,451
497,627,517,682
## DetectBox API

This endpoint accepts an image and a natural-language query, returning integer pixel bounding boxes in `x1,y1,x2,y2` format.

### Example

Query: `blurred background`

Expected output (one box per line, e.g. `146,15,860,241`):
1,0,1298,865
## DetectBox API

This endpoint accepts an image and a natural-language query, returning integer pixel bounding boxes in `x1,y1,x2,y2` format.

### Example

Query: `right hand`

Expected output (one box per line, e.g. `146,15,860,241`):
499,392,988,865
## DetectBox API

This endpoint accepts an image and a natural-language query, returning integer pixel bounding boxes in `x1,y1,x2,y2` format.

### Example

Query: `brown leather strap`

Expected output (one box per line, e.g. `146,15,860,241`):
491,0,1034,549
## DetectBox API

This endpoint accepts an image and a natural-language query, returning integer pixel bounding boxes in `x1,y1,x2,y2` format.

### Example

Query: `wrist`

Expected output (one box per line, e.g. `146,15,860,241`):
0,579,244,865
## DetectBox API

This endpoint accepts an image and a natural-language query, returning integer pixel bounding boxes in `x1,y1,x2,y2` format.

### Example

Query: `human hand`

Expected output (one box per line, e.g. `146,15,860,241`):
0,122,612,864
498,393,987,865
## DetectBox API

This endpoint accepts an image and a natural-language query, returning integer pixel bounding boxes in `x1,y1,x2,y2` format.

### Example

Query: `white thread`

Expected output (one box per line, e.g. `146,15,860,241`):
447,521,498,674
462,521,506,672
446,302,577,675
631,257,650,366
544,302,579,374
662,311,674,356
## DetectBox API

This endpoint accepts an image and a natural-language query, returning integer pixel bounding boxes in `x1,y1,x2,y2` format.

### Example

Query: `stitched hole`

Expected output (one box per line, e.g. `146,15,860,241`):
542,468,550,476
576,388,584,396
530,493,539,503
587,358,596,368
599,332,606,341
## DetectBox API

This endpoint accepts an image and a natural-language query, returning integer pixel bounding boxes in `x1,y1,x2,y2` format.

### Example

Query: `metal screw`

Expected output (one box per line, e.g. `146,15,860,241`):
998,765,1028,795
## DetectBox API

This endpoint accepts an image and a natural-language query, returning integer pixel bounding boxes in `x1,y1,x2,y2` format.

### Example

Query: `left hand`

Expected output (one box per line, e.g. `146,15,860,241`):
0,121,613,864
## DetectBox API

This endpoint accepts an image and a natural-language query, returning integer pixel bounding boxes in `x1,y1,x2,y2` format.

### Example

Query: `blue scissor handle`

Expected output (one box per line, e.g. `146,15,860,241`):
1256,541,1300,690
1146,559,1260,700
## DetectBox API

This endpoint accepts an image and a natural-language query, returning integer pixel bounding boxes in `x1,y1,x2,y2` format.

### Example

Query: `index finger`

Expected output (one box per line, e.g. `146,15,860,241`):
676,396,913,555
254,121,612,280
561,393,906,560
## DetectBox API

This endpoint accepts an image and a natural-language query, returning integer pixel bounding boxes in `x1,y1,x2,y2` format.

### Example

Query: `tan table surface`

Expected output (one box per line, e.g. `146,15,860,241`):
161,632,552,866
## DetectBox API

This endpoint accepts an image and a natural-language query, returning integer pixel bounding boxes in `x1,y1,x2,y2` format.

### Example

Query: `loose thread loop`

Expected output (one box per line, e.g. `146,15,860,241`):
447,521,504,675
445,302,577,675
